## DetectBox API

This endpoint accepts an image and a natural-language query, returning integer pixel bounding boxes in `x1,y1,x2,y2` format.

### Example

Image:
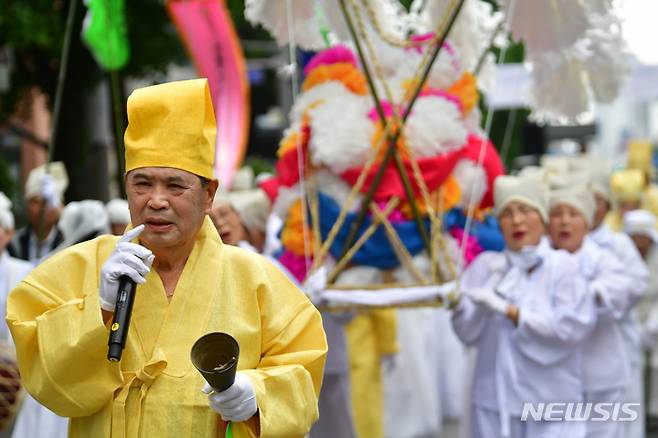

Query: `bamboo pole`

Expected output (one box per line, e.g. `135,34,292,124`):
333,0,465,271
36,0,79,257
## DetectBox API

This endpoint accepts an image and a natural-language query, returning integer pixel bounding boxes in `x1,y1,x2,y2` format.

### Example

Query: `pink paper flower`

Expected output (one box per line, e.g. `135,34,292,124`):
367,101,396,122
372,201,406,223
407,34,460,71
278,250,310,283
303,45,358,76
450,228,484,266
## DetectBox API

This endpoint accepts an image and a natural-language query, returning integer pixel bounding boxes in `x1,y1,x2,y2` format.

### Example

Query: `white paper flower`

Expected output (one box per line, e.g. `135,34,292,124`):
498,0,591,54
404,96,468,158
289,81,355,123
245,0,325,50
272,184,302,219
418,0,504,72
582,14,630,103
453,159,488,209
314,169,362,210
307,94,375,173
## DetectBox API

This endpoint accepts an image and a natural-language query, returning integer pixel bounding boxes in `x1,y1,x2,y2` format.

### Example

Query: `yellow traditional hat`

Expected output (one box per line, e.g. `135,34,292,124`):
627,139,653,174
642,185,658,219
124,78,216,179
610,168,645,202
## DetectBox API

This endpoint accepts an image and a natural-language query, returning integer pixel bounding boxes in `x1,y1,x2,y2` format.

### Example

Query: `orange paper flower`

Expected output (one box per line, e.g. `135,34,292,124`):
448,72,479,115
302,63,368,95
400,174,462,218
281,200,315,256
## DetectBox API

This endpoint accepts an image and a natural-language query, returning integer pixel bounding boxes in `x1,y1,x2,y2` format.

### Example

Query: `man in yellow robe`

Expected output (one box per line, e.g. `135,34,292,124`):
6,78,327,438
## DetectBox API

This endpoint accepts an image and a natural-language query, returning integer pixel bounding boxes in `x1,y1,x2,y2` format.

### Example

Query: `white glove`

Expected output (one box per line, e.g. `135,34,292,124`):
203,372,258,422
99,225,154,311
40,174,60,209
303,266,327,306
468,287,509,315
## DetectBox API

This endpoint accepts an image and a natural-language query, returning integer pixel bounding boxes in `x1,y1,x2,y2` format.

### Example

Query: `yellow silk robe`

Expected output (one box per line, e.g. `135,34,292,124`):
7,217,327,438
346,309,398,438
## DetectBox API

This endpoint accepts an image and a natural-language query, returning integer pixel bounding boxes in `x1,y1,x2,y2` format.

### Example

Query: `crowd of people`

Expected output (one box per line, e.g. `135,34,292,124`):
1,78,658,438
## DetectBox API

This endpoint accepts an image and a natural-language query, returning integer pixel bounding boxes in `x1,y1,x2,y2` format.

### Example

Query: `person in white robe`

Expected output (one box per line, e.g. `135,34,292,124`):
589,169,649,438
548,183,640,437
7,163,68,265
450,174,594,438
0,194,32,438
624,210,658,424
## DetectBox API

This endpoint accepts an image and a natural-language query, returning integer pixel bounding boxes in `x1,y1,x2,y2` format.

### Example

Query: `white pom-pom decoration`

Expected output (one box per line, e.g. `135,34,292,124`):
307,94,375,173
272,184,302,219
289,82,355,123
529,51,591,121
245,0,325,50
314,169,362,209
404,96,468,158
453,159,487,209
582,15,630,103
498,0,590,54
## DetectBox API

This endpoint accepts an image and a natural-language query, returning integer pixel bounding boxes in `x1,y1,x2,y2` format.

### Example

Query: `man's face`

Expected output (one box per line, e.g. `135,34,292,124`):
25,196,61,236
548,203,588,253
498,201,545,251
125,167,217,252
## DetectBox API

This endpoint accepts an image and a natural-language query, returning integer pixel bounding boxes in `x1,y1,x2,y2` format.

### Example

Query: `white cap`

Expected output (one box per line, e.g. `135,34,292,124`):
549,183,596,227
227,189,271,232
24,162,69,201
230,167,255,191
540,155,572,176
0,192,14,230
517,165,549,183
58,200,110,247
494,174,549,222
624,209,658,243
106,198,131,225
568,155,613,202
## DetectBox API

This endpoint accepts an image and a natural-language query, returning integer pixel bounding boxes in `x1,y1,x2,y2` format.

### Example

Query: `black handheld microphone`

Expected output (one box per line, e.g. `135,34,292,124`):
107,276,137,362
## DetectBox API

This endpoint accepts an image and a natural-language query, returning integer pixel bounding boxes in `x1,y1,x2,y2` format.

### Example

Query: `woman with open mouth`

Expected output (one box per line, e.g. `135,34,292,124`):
548,178,641,438
451,172,594,438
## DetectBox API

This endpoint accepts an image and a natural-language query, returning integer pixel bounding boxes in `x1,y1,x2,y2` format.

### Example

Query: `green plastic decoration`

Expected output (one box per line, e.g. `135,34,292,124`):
82,0,130,70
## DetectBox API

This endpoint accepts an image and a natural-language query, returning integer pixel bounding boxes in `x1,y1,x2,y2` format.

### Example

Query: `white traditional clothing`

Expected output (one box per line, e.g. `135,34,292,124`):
590,223,649,437
0,254,31,343
452,238,594,438
0,253,34,438
382,308,442,438
574,237,636,437
640,245,658,416
10,396,68,438
8,227,64,266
